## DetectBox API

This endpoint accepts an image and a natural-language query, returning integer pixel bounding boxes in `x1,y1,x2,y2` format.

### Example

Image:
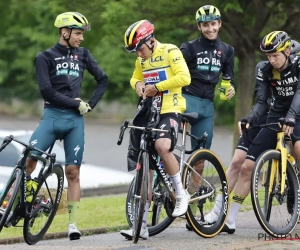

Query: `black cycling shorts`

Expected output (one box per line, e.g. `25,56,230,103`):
236,112,268,152
148,113,181,170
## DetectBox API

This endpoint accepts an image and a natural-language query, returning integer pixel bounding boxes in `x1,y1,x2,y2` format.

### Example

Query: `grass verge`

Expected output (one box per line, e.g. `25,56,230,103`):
0,194,129,240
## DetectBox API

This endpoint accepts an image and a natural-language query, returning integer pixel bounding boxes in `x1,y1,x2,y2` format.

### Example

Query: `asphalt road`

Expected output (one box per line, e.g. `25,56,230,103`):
0,114,234,173
4,210,300,250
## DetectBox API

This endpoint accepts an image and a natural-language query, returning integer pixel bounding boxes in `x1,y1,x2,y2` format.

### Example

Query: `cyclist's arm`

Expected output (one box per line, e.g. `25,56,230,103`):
221,46,235,87
286,65,300,119
246,62,269,123
85,50,109,109
130,58,144,89
179,42,192,65
155,45,191,91
35,52,79,109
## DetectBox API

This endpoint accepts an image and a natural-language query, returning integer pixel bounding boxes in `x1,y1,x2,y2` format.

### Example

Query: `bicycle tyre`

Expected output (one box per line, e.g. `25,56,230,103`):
23,163,64,245
132,152,148,243
125,155,179,237
250,150,299,237
0,168,22,232
182,149,229,238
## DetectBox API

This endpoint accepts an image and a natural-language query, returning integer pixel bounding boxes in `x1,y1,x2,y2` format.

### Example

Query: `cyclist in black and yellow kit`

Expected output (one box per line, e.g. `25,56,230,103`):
120,20,191,240
25,12,108,240
204,39,300,231
219,31,300,234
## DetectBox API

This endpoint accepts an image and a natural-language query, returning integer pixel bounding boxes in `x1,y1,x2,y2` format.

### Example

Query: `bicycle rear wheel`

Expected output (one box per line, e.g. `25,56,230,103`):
23,163,64,245
182,149,229,238
251,150,299,237
0,168,22,232
132,152,148,243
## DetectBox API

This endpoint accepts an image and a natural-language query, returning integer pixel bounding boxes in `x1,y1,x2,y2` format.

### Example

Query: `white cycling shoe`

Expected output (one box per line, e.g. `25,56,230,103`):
68,223,81,240
172,190,190,217
120,227,149,240
203,210,219,224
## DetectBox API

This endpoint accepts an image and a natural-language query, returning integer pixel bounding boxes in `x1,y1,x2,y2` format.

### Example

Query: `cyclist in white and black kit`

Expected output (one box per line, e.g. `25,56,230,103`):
219,31,300,234
26,12,108,240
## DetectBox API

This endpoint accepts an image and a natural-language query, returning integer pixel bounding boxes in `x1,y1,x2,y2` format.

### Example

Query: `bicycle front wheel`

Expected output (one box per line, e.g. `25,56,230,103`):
132,152,148,243
23,163,64,245
182,149,229,238
125,155,179,237
251,150,299,237
0,168,22,232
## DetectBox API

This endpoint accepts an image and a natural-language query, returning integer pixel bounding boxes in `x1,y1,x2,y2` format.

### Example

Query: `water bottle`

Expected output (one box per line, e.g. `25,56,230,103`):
220,74,231,100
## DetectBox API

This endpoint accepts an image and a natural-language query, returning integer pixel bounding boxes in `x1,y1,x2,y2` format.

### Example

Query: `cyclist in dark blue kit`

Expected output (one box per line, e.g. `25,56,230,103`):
180,5,235,230
25,12,109,240
180,5,235,150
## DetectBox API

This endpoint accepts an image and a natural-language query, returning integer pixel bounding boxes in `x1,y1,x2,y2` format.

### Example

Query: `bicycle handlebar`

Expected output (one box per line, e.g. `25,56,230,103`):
0,135,56,165
117,120,176,152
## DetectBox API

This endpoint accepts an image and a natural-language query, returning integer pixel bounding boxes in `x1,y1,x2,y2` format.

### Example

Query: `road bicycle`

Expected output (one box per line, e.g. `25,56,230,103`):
0,135,64,245
124,115,203,237
118,113,229,243
245,120,300,237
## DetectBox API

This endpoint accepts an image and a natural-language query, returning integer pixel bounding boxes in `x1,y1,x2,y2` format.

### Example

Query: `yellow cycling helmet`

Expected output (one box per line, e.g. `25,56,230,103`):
54,12,91,31
196,5,221,23
123,20,154,53
260,31,291,53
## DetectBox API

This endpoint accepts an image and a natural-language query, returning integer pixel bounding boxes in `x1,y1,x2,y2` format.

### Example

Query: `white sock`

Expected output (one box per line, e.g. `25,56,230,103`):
212,194,223,215
142,203,150,229
170,172,184,195
227,202,241,225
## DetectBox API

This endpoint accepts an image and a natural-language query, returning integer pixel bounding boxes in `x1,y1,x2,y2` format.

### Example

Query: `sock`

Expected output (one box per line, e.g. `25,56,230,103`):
212,193,223,215
68,201,79,225
227,194,246,225
142,203,150,229
169,172,184,195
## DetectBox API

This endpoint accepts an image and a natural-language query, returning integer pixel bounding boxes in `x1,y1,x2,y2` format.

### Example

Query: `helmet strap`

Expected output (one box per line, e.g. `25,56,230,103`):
277,52,288,72
63,28,74,48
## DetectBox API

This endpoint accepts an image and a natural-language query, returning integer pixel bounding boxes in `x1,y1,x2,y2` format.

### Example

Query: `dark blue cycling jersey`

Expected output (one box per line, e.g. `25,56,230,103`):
34,42,108,110
180,35,234,101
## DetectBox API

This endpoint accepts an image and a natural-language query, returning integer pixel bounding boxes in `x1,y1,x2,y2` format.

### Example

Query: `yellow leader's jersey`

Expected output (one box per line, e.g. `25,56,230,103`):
130,41,191,114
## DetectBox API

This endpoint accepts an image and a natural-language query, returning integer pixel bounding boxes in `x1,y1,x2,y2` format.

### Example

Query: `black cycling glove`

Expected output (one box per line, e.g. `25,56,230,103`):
284,117,295,127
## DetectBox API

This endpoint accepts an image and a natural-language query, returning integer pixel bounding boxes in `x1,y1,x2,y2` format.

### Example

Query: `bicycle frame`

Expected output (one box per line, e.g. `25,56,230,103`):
0,135,56,219
265,131,295,196
118,114,215,208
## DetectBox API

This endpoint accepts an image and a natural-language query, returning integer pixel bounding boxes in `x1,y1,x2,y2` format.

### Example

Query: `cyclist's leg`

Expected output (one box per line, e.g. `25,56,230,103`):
58,109,84,240
26,108,57,175
222,118,278,233
183,95,214,194
208,112,268,222
155,113,189,217
183,94,214,149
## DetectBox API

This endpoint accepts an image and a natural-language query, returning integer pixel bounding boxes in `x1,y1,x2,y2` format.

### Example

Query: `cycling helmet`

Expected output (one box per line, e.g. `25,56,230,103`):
54,12,91,31
260,31,291,53
123,20,154,53
196,5,221,23
289,40,300,54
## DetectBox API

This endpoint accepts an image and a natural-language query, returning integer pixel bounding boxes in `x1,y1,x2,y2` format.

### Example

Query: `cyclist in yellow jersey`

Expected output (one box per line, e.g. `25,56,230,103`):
120,20,191,240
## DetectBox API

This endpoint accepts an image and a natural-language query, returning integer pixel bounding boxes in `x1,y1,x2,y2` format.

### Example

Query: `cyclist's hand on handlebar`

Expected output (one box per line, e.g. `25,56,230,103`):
278,117,295,136
135,81,145,97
